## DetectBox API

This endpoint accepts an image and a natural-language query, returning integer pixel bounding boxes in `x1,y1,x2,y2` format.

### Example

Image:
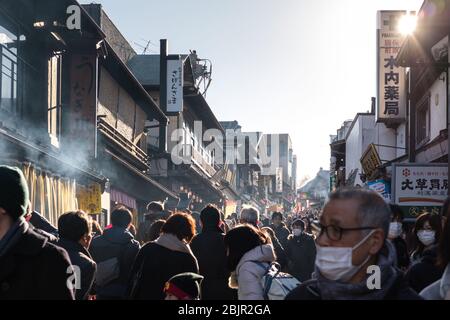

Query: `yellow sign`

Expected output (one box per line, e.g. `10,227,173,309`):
76,183,102,214
360,144,382,180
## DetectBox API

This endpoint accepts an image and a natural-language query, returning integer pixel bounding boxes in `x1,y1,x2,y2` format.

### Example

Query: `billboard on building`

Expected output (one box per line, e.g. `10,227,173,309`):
167,57,184,113
376,11,407,124
392,163,447,219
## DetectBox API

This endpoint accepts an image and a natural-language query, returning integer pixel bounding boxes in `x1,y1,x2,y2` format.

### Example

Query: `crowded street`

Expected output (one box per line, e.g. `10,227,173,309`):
1,0,450,312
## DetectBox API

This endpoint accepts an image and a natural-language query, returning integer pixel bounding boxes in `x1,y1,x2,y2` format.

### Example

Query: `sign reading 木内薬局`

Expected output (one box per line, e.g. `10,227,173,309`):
376,10,407,123
167,57,183,113
393,163,448,209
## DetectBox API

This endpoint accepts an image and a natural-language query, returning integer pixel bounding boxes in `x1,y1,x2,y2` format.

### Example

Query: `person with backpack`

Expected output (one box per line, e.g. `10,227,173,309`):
224,224,276,300
90,206,140,299
126,213,199,300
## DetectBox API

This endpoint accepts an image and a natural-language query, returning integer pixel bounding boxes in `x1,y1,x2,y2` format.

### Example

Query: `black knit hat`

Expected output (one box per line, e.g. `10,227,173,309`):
0,166,29,220
164,272,204,300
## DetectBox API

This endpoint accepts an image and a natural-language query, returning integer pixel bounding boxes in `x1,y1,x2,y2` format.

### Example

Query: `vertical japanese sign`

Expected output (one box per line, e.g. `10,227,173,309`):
393,164,447,219
376,11,407,123
76,182,102,214
167,57,183,113
276,167,283,193
68,54,97,157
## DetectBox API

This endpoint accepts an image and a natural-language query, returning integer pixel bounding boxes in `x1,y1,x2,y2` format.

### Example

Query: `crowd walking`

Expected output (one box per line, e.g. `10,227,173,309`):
1,165,450,300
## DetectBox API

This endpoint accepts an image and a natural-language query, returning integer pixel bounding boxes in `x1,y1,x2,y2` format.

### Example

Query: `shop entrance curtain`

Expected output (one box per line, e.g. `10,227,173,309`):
23,163,78,227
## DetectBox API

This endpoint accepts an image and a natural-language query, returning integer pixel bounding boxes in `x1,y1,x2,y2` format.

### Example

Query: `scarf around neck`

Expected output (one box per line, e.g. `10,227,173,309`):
154,233,193,255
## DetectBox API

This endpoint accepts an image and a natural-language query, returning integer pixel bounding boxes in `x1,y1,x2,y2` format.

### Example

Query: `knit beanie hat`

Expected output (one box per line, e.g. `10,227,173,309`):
0,166,29,220
164,272,204,300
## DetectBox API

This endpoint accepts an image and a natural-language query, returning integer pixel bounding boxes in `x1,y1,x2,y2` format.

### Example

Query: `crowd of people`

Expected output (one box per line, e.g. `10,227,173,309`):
1,165,449,300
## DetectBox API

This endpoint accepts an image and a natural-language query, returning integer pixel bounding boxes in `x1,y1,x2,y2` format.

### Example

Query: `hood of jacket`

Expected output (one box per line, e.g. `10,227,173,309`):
236,244,276,272
102,227,134,245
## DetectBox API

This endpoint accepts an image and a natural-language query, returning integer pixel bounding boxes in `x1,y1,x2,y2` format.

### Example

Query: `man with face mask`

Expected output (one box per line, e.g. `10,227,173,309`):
269,211,290,249
0,165,74,299
285,219,316,282
388,204,410,270
285,188,422,300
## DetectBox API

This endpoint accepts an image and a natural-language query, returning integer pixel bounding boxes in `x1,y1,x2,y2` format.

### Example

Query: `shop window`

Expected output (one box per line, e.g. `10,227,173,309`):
47,54,62,147
416,94,430,148
0,13,18,116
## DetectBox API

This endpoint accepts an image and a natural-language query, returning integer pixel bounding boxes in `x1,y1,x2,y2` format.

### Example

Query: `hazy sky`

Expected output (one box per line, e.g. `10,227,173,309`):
81,0,423,185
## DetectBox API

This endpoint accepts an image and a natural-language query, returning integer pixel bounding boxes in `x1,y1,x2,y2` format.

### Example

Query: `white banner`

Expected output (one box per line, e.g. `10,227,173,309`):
393,164,448,206
276,167,283,193
376,11,407,123
167,58,183,113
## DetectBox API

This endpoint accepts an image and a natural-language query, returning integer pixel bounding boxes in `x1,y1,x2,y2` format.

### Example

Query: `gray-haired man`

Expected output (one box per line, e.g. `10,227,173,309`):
286,188,422,300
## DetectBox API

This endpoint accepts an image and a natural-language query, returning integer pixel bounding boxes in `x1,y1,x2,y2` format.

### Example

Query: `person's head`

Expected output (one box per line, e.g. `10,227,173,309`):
224,224,270,271
200,204,221,229
164,272,204,300
146,219,166,242
161,213,196,243
316,188,391,284
58,211,92,249
146,201,164,215
0,166,29,231
438,197,450,268
111,206,133,229
388,204,404,240
413,212,442,253
291,219,305,237
271,211,283,227
240,206,259,227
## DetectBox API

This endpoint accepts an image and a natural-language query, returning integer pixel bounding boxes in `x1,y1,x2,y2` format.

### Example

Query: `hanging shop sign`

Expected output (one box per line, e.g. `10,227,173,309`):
167,56,184,113
76,182,102,214
361,144,383,180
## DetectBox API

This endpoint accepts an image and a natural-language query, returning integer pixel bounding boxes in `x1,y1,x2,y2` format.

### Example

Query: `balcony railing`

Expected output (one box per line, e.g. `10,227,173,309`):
97,118,148,166
181,144,216,178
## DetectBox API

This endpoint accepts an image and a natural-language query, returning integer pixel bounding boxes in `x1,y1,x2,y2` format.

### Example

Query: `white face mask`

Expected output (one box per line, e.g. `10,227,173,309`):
315,230,375,282
417,230,435,246
388,222,402,238
292,228,302,237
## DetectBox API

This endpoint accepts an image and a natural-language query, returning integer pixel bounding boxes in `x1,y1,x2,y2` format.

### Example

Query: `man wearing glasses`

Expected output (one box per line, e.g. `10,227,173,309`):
286,188,421,300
